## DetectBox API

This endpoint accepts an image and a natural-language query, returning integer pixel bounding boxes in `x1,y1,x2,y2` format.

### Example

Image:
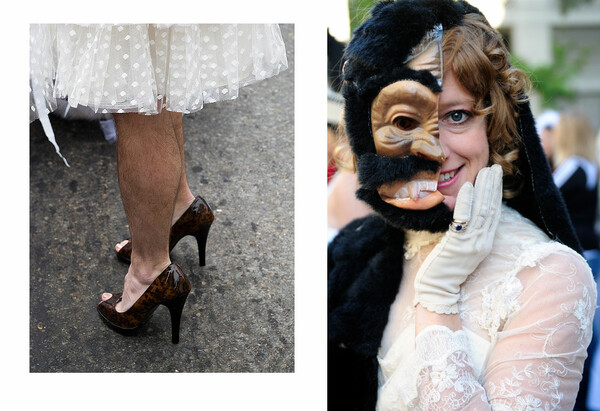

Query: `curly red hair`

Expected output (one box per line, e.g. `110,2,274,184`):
443,13,531,198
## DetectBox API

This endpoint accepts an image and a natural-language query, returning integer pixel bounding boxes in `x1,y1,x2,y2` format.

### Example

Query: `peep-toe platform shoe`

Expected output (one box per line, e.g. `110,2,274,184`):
97,263,192,344
116,196,214,267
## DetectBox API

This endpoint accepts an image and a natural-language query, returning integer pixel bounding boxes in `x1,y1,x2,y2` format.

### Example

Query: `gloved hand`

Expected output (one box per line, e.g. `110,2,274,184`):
413,164,503,314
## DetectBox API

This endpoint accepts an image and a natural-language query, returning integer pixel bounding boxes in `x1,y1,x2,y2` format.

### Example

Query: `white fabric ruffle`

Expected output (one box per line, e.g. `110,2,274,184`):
30,24,288,120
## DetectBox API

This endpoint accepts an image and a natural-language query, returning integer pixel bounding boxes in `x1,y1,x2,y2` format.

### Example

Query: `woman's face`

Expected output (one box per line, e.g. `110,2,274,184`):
437,69,489,210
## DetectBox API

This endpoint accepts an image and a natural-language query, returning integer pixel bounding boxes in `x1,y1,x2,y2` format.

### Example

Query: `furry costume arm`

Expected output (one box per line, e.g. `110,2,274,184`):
328,216,406,410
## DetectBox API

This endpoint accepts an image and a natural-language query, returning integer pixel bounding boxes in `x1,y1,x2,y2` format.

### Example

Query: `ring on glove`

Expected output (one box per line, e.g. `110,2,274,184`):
450,219,468,233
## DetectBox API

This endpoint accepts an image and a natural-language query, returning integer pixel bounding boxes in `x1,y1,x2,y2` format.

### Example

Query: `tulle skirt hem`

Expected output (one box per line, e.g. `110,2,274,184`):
30,24,288,121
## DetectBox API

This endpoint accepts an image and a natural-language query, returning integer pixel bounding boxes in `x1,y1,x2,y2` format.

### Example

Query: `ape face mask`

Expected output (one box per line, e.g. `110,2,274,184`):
370,26,446,212
342,2,468,232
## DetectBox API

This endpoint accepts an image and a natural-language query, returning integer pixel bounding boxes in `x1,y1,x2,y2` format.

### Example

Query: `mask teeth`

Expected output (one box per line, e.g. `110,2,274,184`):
394,180,438,200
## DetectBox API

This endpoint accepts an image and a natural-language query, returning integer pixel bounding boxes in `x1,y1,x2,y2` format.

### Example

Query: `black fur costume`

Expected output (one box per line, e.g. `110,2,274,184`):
328,1,581,409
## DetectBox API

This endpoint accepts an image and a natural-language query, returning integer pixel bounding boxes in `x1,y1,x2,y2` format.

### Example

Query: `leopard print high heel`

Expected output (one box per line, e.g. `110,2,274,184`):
116,195,214,267
97,263,192,344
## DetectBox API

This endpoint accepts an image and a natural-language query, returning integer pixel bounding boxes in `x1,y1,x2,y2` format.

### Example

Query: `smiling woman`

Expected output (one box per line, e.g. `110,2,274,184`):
436,69,489,210
328,1,595,410
442,12,525,200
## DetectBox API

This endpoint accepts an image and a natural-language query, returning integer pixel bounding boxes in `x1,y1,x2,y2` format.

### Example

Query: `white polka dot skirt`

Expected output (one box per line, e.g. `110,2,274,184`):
30,24,288,121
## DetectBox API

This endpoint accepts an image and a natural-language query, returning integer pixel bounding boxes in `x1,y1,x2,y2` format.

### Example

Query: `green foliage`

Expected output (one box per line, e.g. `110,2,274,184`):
512,44,590,108
348,0,377,34
559,0,594,13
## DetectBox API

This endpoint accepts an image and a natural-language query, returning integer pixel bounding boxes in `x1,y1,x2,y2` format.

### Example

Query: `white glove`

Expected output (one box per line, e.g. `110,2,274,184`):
413,164,503,314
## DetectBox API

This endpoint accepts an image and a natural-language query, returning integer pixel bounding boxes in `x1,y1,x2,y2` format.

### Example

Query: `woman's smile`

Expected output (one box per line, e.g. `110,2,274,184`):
438,166,461,188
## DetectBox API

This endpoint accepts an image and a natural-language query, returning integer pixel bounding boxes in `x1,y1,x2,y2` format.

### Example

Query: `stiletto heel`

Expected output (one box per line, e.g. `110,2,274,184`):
97,263,192,344
194,225,211,267
165,293,189,344
116,195,215,266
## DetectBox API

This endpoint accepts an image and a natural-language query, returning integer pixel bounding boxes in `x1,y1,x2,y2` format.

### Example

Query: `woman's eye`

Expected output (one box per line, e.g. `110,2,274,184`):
447,110,471,124
393,116,419,131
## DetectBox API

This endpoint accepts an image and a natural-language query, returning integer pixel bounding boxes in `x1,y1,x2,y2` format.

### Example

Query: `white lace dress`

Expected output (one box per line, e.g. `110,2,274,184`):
30,24,287,120
377,205,597,410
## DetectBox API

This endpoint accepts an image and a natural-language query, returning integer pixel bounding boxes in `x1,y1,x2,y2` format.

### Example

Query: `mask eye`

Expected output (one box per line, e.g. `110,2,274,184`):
393,116,419,131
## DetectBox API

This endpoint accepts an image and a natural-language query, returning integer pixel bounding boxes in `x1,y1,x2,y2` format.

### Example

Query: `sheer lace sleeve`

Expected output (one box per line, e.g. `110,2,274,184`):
483,250,595,410
390,248,596,411
410,326,488,410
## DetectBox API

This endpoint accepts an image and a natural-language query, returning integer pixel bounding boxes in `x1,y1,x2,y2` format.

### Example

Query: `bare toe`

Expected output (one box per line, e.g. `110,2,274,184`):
115,239,129,252
101,292,113,301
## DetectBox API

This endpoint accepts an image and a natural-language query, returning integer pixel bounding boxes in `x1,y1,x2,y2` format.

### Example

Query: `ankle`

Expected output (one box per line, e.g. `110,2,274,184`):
128,259,171,285
173,192,196,223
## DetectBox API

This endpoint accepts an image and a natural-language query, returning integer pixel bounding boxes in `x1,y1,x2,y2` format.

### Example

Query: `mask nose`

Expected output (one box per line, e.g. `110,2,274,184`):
409,130,445,164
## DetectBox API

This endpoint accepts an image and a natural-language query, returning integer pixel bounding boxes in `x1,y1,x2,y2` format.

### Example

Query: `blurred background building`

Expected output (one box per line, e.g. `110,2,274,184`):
328,0,600,127
499,0,600,128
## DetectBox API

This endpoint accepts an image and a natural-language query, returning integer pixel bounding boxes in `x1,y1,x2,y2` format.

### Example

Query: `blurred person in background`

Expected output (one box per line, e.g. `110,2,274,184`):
533,109,600,410
590,125,600,411
327,30,371,243
328,89,344,184
327,88,371,243
536,109,560,170
551,111,600,411
552,111,600,266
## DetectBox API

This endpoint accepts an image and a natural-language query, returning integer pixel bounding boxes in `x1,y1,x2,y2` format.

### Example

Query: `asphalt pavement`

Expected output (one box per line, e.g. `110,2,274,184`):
29,24,294,373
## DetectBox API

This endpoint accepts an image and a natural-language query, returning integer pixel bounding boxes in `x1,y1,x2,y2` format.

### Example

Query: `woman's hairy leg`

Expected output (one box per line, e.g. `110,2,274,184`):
170,111,196,223
114,111,195,253
104,109,181,312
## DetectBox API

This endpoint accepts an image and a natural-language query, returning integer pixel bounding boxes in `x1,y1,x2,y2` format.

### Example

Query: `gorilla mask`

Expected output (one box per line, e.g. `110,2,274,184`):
371,26,446,211
342,1,478,232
